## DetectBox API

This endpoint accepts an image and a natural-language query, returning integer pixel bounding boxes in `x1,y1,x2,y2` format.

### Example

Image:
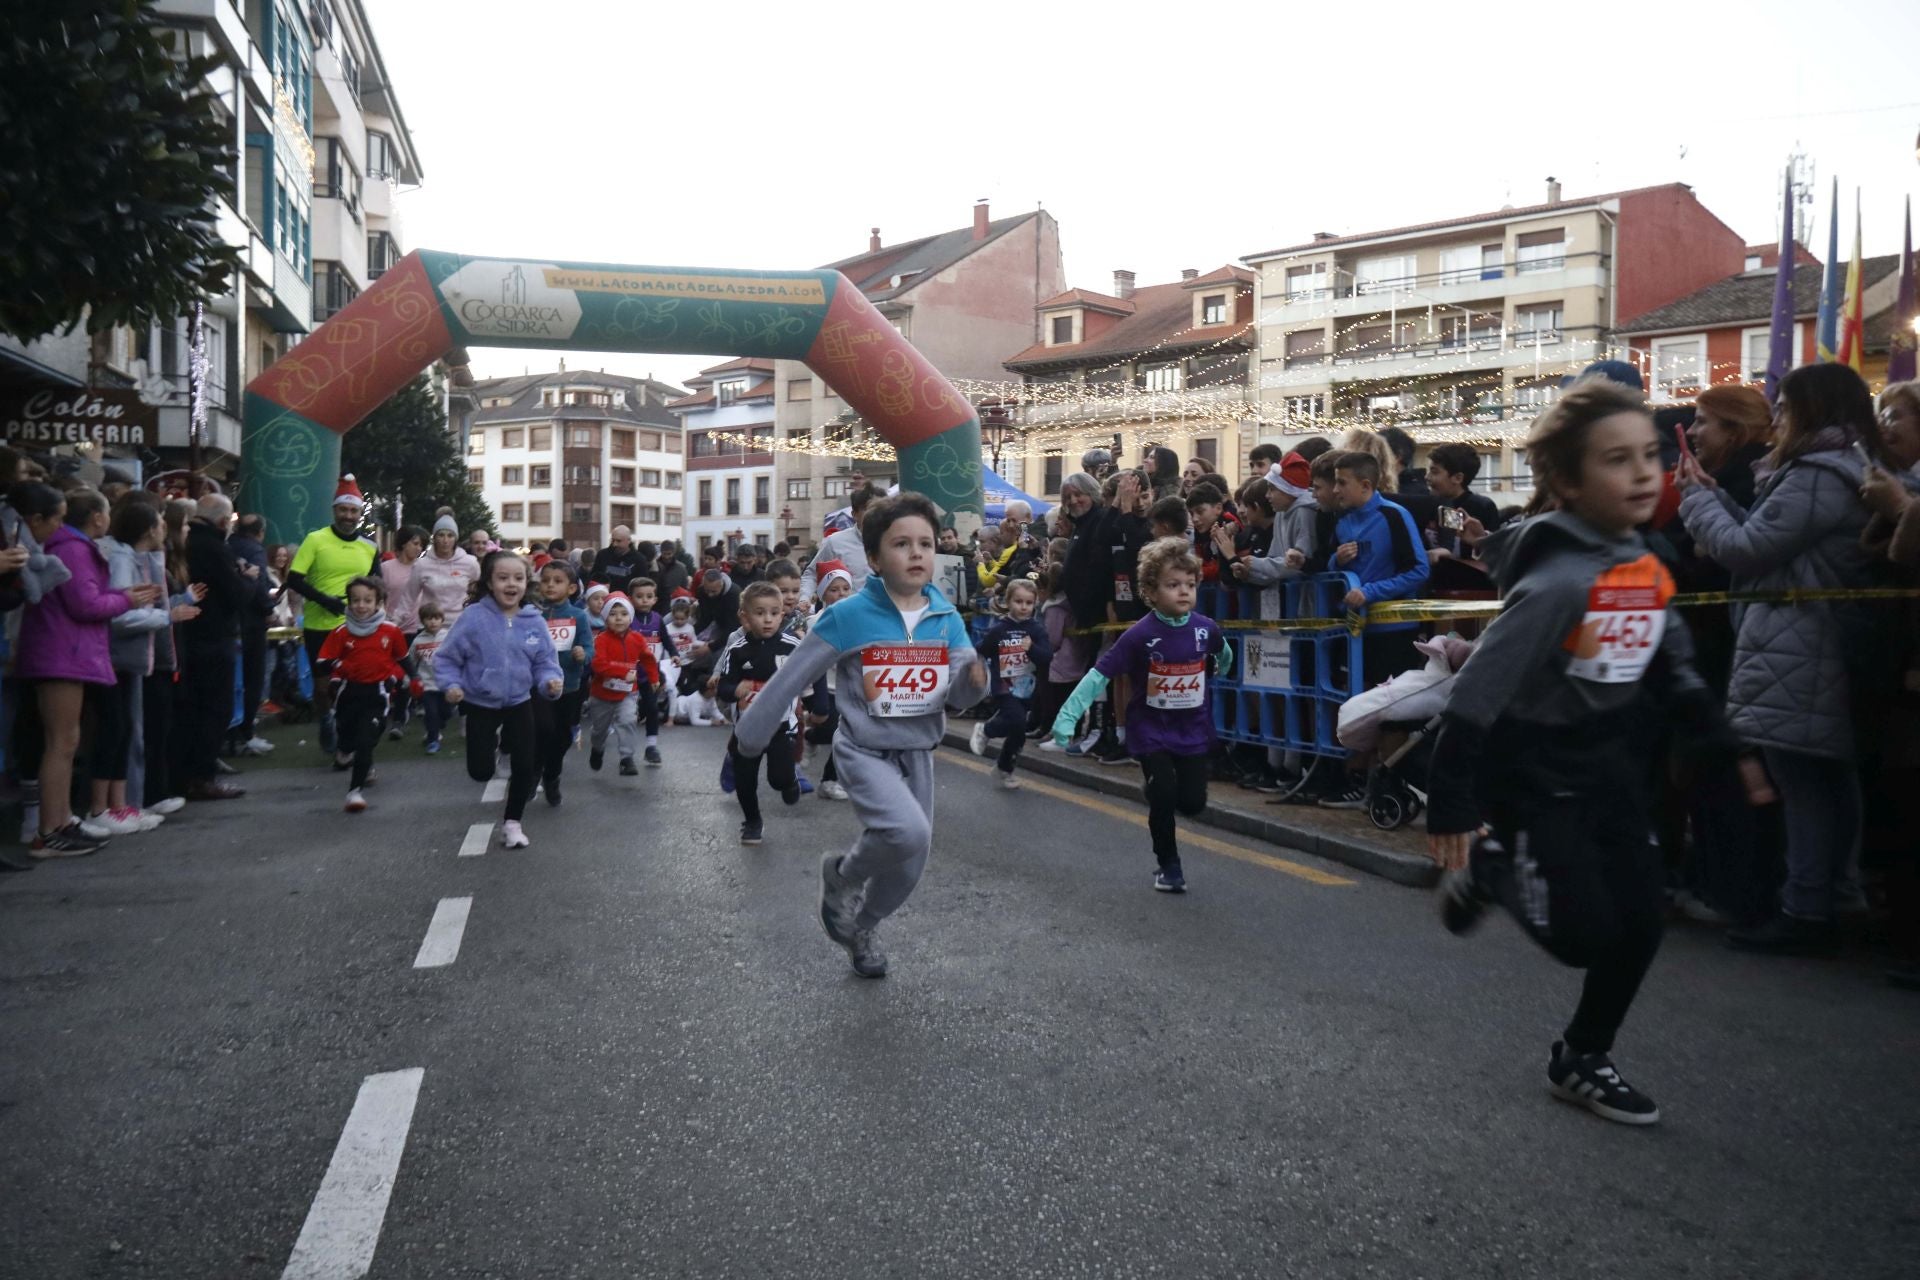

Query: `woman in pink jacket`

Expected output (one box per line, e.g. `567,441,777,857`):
409,513,480,630
14,486,160,856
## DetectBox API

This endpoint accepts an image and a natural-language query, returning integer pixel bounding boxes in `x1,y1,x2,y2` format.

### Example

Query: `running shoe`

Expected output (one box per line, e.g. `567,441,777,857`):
425,739,441,755
76,816,115,840
31,822,106,857
332,752,353,772
344,789,368,813
147,797,187,816
740,819,764,846
1547,1042,1660,1126
718,753,735,792
782,780,802,806
1153,864,1187,894
1092,737,1131,767
619,757,639,777
1064,728,1102,758
818,852,862,948
240,737,275,756
1439,869,1493,935
84,809,148,836
969,723,990,756
644,746,663,767
590,748,604,772
500,820,530,849
363,768,378,786
795,775,813,796
112,806,164,832
544,777,562,807
997,771,1021,790
1317,780,1368,809
848,927,889,979
817,779,849,801
1037,738,1066,753
1725,912,1837,956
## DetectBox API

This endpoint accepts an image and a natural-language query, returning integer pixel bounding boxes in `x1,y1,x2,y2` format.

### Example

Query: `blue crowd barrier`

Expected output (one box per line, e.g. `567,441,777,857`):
1203,573,1364,761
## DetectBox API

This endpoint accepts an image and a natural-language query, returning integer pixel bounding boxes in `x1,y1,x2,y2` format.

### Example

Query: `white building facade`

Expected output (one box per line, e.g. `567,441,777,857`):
671,359,780,554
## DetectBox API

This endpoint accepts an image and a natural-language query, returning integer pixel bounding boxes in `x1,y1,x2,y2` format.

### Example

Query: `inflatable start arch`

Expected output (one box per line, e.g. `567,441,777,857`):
239,250,984,545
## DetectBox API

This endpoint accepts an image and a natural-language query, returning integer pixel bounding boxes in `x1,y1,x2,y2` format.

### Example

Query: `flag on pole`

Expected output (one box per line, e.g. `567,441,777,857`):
1764,162,1797,402
1889,197,1916,384
1836,191,1865,372
1816,179,1841,362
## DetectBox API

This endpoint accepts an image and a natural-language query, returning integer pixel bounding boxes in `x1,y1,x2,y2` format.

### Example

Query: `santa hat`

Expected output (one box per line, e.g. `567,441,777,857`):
602,591,634,618
1267,452,1312,500
670,587,696,604
333,475,365,511
583,581,610,600
814,558,854,597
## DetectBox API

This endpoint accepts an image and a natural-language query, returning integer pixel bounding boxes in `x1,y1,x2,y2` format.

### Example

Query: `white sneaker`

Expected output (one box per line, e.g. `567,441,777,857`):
76,816,115,840
20,805,40,846
818,779,849,801
969,723,989,756
147,796,187,816
85,810,146,836
240,737,275,755
500,820,530,849
998,771,1022,790
1038,738,1065,753
344,789,368,813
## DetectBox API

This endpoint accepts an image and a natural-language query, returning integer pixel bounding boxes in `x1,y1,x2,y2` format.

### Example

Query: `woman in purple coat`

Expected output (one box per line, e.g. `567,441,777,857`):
14,486,160,856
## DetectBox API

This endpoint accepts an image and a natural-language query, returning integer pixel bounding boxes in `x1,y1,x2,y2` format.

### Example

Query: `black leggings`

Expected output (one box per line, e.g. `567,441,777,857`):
1140,750,1209,866
335,682,387,790
464,700,538,821
88,677,138,783
1482,795,1666,1056
143,671,177,806
535,686,585,785
986,695,1030,773
731,730,797,824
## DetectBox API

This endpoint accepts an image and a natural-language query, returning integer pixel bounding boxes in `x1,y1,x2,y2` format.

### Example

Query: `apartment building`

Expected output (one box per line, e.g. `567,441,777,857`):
467,368,687,549
772,202,1067,548
309,0,423,323
1246,181,1744,490
1000,267,1257,496
672,359,778,554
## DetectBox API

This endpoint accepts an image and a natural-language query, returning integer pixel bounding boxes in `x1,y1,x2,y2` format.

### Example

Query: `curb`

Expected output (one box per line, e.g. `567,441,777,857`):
941,729,1439,889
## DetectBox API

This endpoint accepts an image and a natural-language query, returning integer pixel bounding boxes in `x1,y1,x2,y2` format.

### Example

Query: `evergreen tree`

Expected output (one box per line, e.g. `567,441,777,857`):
342,376,496,536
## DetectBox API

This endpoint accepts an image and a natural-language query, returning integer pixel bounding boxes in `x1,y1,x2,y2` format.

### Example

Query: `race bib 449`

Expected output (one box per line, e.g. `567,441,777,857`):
860,643,949,717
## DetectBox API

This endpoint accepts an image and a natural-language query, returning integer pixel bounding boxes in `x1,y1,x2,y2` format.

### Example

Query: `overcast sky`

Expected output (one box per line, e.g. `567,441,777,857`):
370,0,1920,392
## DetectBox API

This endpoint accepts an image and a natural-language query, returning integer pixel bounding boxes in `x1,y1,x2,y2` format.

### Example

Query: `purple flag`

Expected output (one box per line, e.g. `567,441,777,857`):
1889,197,1917,384
1764,163,1796,402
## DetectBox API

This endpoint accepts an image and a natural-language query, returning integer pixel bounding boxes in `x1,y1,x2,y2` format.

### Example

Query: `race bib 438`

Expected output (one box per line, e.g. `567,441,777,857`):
861,643,949,717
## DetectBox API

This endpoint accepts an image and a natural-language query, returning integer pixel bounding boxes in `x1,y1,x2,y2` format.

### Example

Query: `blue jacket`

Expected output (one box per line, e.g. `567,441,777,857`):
978,615,1053,699
434,597,564,709
1334,492,1430,632
734,575,982,755
539,599,595,692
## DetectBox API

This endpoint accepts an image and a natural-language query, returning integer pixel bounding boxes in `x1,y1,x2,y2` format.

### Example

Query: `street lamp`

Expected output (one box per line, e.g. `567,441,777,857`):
980,401,1015,471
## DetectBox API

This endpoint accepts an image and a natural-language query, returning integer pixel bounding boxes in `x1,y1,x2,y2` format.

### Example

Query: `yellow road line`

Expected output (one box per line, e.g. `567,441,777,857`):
944,754,1356,887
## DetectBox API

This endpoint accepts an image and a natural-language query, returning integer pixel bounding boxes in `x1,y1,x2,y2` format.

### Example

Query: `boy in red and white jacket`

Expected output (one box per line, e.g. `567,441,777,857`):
584,592,660,777
317,575,410,811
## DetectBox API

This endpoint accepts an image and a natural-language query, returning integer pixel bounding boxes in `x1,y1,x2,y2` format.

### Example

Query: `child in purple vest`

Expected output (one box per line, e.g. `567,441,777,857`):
1053,537,1228,893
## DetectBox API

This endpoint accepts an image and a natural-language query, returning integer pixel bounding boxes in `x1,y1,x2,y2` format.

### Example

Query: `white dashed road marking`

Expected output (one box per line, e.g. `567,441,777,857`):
281,1068,424,1280
412,897,472,969
481,777,507,803
456,823,490,858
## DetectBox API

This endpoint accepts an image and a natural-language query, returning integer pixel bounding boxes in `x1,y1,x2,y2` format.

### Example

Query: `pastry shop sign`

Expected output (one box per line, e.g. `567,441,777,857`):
2,389,155,448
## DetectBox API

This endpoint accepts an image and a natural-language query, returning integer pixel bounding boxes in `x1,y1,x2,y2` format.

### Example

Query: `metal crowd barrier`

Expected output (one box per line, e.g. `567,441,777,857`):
1201,573,1364,761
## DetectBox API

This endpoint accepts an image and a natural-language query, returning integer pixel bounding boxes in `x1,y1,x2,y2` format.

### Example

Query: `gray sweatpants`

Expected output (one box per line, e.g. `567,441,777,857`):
583,694,639,760
834,737,936,930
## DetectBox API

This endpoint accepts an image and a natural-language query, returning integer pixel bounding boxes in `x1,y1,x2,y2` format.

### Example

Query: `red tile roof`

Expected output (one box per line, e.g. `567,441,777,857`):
1182,265,1255,289
1244,184,1691,261
1005,277,1254,369
1037,287,1135,314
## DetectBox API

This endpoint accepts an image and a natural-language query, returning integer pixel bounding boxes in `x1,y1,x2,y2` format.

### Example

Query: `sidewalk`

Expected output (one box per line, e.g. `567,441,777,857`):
941,729,1439,888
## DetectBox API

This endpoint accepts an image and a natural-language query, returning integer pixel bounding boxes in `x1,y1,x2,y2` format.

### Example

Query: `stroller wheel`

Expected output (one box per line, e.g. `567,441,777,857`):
1369,791,1408,830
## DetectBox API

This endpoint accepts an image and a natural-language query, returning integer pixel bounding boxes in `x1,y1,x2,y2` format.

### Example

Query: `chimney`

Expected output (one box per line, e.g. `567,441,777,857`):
869,227,881,252
1113,269,1136,299
972,199,990,240
557,356,566,372
1180,268,1199,281
1312,231,1337,242
1546,176,1562,204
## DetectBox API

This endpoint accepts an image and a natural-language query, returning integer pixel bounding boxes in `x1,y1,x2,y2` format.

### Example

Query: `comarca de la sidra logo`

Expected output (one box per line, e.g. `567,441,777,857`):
439,260,583,341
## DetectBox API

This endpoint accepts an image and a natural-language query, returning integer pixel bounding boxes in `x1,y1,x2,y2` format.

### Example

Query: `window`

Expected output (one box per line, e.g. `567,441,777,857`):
638,505,662,524
467,432,485,455
1515,229,1566,274
1043,454,1064,495
1512,451,1533,484
467,467,483,487
530,465,551,487
787,377,813,401
787,479,811,499
366,231,396,279
1514,302,1563,342
529,426,551,450
638,431,662,451
501,503,524,522
750,426,772,453
314,138,361,220
501,427,523,448
1481,244,1504,281
1650,336,1708,403
1194,438,1219,467
1285,263,1328,300
717,380,748,405
755,476,771,514
824,385,839,399
543,389,556,406
690,433,716,459
725,478,741,516
1201,294,1228,325
1439,244,1483,284
1283,394,1324,424
612,503,636,527
665,471,681,487
1050,314,1074,344
569,504,595,525
563,390,609,406
1742,324,1798,381
568,425,595,447
889,315,910,340
500,465,523,485
664,508,682,526
611,467,635,496
1140,362,1183,392
1354,254,1415,295
1284,329,1327,369
634,468,658,487
564,465,600,486
1744,254,1764,272
1479,452,1502,485
529,502,552,526
313,260,359,320
1513,380,1560,410
786,427,811,448
611,429,635,459
366,131,393,181
824,478,852,498
697,480,712,517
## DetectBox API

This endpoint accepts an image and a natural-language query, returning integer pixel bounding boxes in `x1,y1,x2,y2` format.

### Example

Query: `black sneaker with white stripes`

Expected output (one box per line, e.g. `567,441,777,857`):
1316,779,1368,809
1546,1041,1661,1126
1439,834,1506,935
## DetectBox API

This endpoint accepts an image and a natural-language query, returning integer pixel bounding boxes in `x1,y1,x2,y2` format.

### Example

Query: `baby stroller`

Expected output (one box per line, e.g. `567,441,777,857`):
1335,635,1475,831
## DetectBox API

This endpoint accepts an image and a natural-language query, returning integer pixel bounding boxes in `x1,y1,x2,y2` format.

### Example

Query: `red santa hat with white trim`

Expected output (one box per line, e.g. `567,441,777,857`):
333,474,366,511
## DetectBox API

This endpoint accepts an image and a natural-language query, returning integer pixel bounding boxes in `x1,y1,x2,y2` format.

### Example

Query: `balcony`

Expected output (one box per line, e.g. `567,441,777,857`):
157,404,243,457
1261,253,1610,325
1019,382,1253,426
266,253,312,334
1261,329,1606,391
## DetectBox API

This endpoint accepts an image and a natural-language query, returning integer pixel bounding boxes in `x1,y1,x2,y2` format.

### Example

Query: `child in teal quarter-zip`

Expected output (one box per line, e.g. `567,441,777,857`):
536,560,593,805
730,494,987,979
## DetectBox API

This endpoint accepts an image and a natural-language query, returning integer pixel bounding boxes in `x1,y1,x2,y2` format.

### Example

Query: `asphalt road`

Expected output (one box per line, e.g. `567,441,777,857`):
2,722,1915,1279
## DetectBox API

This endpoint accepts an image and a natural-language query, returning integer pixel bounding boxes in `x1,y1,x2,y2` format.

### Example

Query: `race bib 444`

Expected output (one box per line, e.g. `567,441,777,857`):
861,643,949,717
1145,656,1205,710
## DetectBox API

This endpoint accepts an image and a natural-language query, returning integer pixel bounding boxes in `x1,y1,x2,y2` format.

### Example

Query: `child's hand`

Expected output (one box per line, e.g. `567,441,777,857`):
572,645,586,662
189,582,209,601
444,687,465,705
1738,754,1778,806
968,659,987,689
170,603,201,623
543,678,563,698
1343,588,1367,610
1334,541,1359,566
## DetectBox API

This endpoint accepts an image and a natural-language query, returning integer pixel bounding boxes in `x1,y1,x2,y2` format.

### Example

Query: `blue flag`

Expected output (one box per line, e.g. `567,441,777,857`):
1765,163,1796,403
